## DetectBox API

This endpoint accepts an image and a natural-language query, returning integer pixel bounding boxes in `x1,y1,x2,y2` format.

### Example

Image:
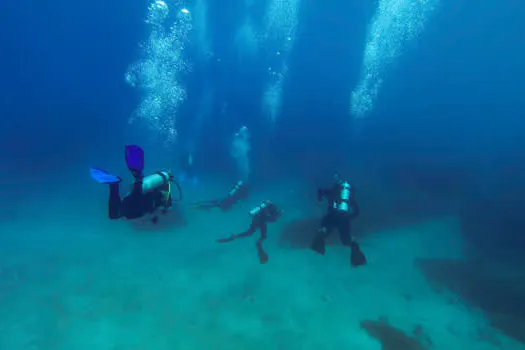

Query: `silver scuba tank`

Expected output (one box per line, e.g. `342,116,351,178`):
333,182,352,213
249,201,267,216
141,171,171,194
228,180,244,197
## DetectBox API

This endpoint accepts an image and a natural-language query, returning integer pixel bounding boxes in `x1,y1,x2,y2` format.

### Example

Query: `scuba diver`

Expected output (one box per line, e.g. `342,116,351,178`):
89,145,182,222
217,200,281,264
311,176,367,267
191,180,249,212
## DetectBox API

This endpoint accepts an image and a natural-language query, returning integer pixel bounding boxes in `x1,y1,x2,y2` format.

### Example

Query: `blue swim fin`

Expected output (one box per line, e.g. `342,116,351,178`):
125,145,144,173
90,167,121,184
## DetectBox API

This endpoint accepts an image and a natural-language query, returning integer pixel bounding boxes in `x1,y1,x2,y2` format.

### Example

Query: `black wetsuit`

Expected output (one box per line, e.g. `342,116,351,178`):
317,184,359,246
312,182,366,266
193,181,249,212
217,201,280,264
108,182,171,220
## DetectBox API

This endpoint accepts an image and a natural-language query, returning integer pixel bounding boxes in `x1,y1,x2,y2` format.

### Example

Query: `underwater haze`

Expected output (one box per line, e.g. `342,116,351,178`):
1,0,525,349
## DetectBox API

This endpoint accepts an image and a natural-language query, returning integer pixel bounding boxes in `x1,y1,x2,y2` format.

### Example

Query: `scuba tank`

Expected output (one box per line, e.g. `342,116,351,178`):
228,180,244,197
249,200,269,216
141,171,172,194
124,145,183,202
140,171,183,202
332,181,352,213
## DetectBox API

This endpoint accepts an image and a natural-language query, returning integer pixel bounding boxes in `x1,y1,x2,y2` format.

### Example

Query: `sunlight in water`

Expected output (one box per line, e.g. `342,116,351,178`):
261,0,301,125
351,0,439,119
262,66,286,126
125,0,193,146
235,0,260,61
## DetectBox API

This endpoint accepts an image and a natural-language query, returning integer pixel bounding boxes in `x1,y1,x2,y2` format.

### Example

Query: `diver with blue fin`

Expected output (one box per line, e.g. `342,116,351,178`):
311,175,367,267
90,145,182,222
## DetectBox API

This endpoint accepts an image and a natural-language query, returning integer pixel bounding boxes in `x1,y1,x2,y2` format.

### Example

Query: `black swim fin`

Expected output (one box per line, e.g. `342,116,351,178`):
311,236,326,255
350,241,367,267
256,241,268,264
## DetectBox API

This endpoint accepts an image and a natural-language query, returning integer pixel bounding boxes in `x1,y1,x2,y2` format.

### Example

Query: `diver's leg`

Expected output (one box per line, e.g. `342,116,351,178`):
256,224,269,264
234,222,258,239
339,219,367,267
311,215,334,255
108,183,122,219
338,219,352,246
217,222,257,243
120,193,145,220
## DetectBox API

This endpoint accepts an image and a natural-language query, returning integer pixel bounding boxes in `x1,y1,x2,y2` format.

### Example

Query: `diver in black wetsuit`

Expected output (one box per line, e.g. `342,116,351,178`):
106,172,174,221
217,200,281,264
191,180,249,212
90,145,182,222
311,177,367,267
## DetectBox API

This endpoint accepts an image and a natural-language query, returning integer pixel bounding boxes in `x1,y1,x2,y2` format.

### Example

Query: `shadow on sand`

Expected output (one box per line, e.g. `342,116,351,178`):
360,318,431,350
128,205,188,233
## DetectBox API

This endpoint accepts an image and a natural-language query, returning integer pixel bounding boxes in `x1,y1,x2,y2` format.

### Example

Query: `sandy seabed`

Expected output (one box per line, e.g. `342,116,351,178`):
0,180,523,350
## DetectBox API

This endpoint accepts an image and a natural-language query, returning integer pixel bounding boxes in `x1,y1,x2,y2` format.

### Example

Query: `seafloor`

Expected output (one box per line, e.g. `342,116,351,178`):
0,174,523,350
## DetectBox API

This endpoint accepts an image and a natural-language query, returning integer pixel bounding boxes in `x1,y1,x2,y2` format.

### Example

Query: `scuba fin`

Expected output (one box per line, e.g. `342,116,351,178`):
350,241,367,267
89,167,121,184
125,145,144,178
311,235,326,255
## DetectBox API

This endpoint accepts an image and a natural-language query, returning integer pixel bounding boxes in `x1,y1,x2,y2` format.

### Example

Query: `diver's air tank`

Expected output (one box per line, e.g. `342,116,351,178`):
249,201,268,216
141,171,171,194
228,180,244,197
333,182,352,212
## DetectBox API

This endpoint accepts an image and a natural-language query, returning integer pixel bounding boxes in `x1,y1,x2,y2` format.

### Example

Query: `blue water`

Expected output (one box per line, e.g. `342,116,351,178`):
1,0,524,349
